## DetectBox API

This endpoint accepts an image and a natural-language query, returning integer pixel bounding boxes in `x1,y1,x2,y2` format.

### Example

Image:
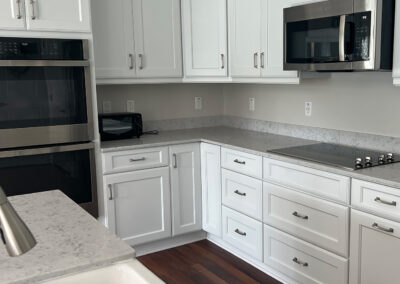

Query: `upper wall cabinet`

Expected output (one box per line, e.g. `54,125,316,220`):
181,0,228,77
393,2,400,86
0,0,91,32
92,0,183,81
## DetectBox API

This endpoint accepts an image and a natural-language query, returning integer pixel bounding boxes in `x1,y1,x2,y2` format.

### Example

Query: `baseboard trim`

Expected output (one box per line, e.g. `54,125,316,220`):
134,231,207,257
207,234,297,284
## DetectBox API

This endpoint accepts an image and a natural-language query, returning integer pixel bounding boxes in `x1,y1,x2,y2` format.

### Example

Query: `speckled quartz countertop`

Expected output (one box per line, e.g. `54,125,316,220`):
0,190,135,284
101,126,400,189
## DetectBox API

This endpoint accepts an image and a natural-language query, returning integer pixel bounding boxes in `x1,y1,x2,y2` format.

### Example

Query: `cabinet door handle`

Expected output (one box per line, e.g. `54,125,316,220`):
138,54,144,70
372,223,394,233
254,52,258,68
293,211,309,220
235,229,247,236
234,190,246,197
30,0,36,20
234,159,246,165
128,54,134,70
221,54,225,69
108,184,113,201
292,257,308,267
260,52,265,69
129,157,146,162
375,197,397,206
16,0,23,19
173,153,177,168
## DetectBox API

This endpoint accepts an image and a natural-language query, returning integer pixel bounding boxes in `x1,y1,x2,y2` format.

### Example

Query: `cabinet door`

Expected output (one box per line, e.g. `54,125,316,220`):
25,0,91,32
92,0,136,79
133,0,182,78
201,143,222,237
170,143,202,236
262,0,298,78
393,2,400,85
182,0,228,77
0,0,26,30
104,167,171,246
229,0,262,77
349,209,400,284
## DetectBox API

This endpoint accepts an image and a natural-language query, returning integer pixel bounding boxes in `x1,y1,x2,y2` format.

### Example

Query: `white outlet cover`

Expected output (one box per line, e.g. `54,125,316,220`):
127,100,135,113
305,102,312,116
103,101,112,113
195,97,202,110
249,98,255,112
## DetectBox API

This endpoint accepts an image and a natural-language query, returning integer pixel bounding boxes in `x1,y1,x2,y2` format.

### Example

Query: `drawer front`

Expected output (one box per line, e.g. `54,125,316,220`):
103,147,169,174
222,206,263,261
222,169,263,220
264,182,349,256
221,148,262,179
264,225,348,284
352,179,400,221
264,158,350,204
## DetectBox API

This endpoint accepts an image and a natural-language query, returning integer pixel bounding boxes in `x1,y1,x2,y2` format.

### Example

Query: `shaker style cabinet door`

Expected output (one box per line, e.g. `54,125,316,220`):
181,0,228,77
104,168,172,246
349,209,400,284
25,0,91,32
201,143,222,237
133,0,182,78
0,0,26,30
393,2,400,86
92,0,136,78
228,0,263,77
170,143,202,236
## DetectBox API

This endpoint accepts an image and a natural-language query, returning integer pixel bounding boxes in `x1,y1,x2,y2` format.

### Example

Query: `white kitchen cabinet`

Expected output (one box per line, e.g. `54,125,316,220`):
349,209,400,284
25,0,91,32
170,143,202,236
92,0,136,79
104,167,172,246
201,143,222,237
0,0,26,30
133,0,182,78
181,0,228,77
393,1,400,86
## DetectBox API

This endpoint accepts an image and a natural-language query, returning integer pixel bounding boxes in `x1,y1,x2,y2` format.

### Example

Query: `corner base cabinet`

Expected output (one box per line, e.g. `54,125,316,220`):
104,167,171,246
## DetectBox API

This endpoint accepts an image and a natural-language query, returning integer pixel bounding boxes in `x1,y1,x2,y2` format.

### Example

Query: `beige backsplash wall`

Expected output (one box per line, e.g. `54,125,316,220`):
97,84,224,121
223,72,400,137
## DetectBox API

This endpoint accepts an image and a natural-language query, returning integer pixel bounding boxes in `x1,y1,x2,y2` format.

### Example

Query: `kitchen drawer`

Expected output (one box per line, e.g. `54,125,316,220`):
264,225,348,284
103,147,169,174
264,158,350,204
222,206,263,261
352,179,400,222
221,148,262,179
222,169,262,220
263,182,349,256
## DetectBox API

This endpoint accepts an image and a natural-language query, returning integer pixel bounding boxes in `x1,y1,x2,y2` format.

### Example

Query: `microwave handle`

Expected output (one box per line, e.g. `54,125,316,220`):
339,15,346,62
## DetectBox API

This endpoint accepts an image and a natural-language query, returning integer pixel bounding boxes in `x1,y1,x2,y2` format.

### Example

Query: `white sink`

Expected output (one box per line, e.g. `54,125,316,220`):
43,259,164,284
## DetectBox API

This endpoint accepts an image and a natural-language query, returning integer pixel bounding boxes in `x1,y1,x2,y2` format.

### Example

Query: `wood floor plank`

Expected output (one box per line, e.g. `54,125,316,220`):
138,240,282,284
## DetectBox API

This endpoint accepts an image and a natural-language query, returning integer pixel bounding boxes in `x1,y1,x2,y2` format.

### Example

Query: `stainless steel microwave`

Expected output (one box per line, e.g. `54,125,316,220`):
283,0,395,71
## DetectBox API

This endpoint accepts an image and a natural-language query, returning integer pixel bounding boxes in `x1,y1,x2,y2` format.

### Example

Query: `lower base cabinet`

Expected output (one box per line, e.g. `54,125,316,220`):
264,225,348,284
349,209,400,284
104,167,171,246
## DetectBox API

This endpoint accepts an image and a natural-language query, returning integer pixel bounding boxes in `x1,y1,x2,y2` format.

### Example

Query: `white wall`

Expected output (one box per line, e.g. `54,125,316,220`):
223,72,400,137
97,84,224,121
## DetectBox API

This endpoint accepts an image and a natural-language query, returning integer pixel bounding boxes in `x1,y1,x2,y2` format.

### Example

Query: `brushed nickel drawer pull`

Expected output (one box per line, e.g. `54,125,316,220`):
129,157,146,162
235,229,247,236
260,52,265,69
293,257,308,267
254,52,258,68
293,211,309,220
16,0,23,19
173,153,178,168
375,197,397,206
372,223,394,233
128,54,134,70
234,190,246,197
138,54,144,70
234,159,246,165
108,184,113,201
221,54,225,69
30,0,36,20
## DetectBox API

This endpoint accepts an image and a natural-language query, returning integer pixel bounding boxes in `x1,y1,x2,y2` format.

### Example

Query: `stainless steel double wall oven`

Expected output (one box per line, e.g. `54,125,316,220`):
0,37,97,217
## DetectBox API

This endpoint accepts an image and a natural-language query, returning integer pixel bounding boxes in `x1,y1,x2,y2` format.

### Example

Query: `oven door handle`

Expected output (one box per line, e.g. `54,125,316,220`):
0,60,90,67
339,15,346,62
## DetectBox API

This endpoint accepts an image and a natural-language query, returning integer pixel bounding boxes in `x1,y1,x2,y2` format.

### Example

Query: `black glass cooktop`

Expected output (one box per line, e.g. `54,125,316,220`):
268,143,398,171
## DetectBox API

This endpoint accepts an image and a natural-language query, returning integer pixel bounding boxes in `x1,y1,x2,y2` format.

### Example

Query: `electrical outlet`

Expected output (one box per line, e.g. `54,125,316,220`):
305,102,312,116
127,100,135,113
195,97,202,110
249,98,255,112
102,101,112,113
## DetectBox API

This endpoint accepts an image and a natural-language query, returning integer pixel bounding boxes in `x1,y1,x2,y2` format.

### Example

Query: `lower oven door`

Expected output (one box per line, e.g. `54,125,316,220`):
0,142,98,217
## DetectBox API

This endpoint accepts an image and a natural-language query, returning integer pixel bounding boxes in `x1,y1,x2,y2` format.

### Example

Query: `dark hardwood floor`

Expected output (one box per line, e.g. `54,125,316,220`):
138,240,282,284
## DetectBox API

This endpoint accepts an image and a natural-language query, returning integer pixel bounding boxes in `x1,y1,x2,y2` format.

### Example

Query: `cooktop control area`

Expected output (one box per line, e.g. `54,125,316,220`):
269,143,398,171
